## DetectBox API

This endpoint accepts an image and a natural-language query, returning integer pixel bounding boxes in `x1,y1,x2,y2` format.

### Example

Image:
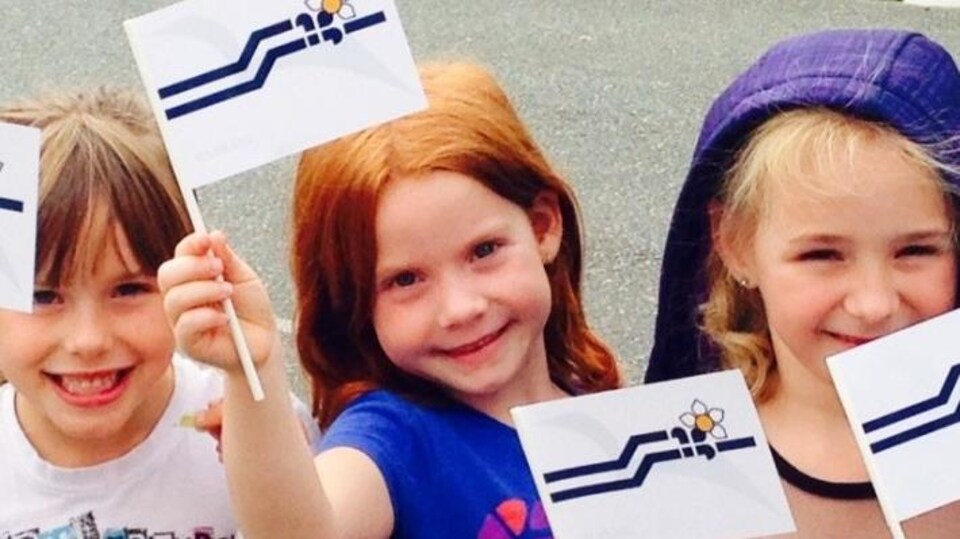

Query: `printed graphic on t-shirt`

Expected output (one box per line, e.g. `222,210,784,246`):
477,499,552,539
2,510,234,539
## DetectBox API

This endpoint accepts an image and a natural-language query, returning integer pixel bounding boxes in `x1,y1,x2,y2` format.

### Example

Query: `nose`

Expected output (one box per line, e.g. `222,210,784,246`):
63,301,112,359
843,264,899,325
436,274,487,329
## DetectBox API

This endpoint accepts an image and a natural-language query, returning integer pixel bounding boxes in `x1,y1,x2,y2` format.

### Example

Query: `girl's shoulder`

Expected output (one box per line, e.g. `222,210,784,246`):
347,388,412,409
323,389,514,450
317,389,440,493
329,389,452,436
319,389,535,538
342,389,510,427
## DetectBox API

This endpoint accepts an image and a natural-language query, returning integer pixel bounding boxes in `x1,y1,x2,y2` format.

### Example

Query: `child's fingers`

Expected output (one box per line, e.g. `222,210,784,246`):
174,231,214,257
162,279,233,323
194,401,225,462
205,231,278,333
174,306,230,341
158,250,224,290
208,230,258,286
170,306,247,370
195,399,224,430
162,230,280,368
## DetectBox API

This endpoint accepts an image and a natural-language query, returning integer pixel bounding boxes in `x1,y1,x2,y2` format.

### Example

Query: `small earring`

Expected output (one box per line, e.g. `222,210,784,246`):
738,277,752,289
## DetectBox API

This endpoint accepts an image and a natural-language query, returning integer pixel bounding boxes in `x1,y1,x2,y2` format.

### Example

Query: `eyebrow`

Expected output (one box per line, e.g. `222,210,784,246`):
114,269,152,279
33,269,150,288
897,230,955,244
787,229,953,246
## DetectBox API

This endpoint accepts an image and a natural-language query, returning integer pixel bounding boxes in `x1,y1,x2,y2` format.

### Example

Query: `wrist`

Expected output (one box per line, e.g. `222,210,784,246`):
222,335,283,377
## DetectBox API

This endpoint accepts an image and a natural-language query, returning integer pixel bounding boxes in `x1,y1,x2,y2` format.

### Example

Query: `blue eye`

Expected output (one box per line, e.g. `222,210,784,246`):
33,289,62,306
473,241,499,259
392,271,418,288
114,282,152,297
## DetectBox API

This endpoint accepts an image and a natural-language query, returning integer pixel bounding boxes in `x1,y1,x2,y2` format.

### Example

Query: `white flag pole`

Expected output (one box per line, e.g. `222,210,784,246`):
181,185,265,402
830,359,904,538
864,442,906,539
122,18,265,402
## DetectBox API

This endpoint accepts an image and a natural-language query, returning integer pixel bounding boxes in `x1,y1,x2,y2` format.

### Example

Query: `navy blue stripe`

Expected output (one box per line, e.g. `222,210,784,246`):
158,20,294,99
717,437,757,452
543,430,668,483
550,450,682,503
863,363,960,433
343,11,386,34
870,398,960,453
0,197,23,212
164,38,307,120
547,435,758,502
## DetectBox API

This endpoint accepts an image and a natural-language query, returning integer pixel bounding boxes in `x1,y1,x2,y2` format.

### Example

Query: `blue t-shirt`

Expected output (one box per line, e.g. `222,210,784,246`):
319,390,553,539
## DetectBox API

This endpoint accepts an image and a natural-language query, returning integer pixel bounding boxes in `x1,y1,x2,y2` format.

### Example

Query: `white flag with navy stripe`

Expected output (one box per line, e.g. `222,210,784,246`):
0,122,40,313
125,0,426,188
828,308,960,522
512,370,795,539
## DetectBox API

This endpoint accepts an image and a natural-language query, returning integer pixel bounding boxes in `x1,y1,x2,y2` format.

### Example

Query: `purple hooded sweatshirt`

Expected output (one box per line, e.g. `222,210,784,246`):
645,28,960,384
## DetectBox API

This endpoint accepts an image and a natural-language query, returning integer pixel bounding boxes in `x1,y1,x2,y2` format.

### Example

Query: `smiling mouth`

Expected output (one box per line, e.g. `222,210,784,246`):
46,367,134,405
440,323,511,358
824,331,877,346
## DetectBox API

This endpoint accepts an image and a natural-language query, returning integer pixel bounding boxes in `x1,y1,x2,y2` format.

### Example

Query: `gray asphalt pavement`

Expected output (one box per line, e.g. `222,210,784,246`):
3,1,958,390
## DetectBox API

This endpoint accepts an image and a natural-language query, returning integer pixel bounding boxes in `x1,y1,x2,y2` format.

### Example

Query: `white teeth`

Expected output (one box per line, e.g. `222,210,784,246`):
59,372,120,396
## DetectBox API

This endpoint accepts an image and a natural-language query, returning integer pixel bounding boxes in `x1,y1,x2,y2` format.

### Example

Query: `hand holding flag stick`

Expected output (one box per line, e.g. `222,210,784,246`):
180,186,265,401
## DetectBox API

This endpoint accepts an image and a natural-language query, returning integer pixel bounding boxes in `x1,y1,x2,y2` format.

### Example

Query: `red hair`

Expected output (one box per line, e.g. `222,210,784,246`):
292,62,620,428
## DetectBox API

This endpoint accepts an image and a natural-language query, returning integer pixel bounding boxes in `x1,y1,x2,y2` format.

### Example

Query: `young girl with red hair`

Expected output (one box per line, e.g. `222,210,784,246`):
160,61,620,537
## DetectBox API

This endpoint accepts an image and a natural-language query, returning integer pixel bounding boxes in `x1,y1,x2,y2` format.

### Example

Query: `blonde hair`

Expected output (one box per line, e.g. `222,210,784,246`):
702,107,955,400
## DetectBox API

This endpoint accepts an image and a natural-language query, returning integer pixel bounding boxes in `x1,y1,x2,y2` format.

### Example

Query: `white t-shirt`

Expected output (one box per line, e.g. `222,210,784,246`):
0,356,236,538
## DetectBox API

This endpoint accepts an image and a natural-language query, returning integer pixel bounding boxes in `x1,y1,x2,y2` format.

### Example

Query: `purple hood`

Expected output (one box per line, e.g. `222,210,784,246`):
645,29,960,383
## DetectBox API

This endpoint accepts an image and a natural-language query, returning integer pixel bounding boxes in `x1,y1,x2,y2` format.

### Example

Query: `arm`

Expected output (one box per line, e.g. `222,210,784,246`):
159,231,392,538
190,392,321,460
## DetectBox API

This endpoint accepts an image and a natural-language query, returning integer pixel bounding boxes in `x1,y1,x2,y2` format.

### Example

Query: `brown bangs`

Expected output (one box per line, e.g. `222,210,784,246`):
9,88,190,285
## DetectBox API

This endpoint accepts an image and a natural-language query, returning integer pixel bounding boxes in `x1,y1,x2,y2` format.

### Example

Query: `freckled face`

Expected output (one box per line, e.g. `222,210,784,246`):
372,171,562,414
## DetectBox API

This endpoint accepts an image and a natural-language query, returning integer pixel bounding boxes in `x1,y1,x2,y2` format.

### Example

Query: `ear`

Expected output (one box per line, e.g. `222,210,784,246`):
709,200,753,284
528,190,563,264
